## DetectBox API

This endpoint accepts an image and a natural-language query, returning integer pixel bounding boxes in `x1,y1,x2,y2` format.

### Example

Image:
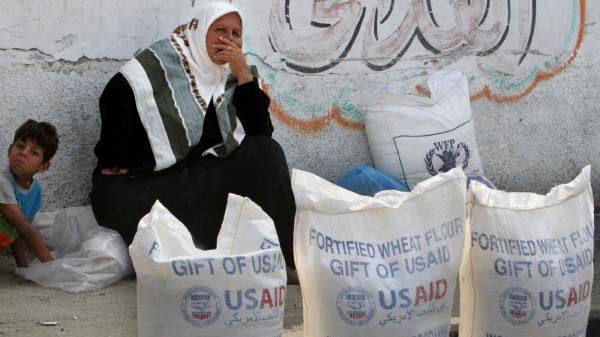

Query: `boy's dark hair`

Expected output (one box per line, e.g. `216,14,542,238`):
13,119,59,163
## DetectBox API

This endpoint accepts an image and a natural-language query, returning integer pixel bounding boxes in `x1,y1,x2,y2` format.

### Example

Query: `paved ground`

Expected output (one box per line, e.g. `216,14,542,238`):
2,257,598,337
1,215,599,337
0,253,304,337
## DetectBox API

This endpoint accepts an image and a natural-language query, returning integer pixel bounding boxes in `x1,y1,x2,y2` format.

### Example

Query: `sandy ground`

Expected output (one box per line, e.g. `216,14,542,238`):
0,253,303,337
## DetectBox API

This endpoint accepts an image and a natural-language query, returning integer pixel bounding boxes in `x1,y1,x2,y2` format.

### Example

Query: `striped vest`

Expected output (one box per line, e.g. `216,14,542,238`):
120,38,256,170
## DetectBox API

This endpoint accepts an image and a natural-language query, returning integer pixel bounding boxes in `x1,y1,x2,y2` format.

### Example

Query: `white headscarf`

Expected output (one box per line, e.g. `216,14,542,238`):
172,2,243,107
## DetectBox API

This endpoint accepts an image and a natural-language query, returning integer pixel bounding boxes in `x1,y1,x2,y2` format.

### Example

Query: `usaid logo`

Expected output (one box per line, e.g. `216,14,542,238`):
499,286,536,326
336,286,375,326
424,139,470,176
180,286,222,327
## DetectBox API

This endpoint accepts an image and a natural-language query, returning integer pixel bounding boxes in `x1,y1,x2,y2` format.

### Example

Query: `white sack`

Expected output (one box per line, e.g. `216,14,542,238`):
293,168,467,337
460,166,594,337
130,195,286,337
15,206,133,293
365,69,483,189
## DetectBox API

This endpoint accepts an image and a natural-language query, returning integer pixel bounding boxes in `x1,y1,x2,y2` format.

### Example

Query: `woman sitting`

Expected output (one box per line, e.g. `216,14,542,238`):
90,2,298,283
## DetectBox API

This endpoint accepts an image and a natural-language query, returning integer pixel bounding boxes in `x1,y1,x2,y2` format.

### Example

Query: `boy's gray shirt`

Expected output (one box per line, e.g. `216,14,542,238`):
0,167,29,205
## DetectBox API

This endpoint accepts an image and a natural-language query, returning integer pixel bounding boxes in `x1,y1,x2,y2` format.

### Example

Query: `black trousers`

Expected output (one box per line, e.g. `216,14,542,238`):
90,135,296,269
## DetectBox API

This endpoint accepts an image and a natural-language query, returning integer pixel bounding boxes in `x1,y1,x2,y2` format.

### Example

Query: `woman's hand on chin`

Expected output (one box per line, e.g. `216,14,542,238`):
213,36,253,85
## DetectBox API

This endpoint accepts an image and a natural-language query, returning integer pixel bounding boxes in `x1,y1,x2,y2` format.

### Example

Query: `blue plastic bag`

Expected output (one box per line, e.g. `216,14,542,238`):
336,165,410,196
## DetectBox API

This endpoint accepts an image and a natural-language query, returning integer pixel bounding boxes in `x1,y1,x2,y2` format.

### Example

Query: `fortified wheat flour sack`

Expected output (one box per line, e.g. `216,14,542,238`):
130,195,286,337
365,69,483,189
460,166,594,337
293,168,467,337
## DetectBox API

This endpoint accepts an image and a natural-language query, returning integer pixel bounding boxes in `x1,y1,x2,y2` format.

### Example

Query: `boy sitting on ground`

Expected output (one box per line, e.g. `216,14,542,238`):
0,119,59,267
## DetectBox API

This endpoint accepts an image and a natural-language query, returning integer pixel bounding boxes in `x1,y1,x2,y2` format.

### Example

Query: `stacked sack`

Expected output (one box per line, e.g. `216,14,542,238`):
292,67,593,336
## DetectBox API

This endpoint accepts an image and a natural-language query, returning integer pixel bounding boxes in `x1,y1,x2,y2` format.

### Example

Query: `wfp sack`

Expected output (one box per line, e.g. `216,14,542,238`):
130,195,286,337
293,168,467,337
460,166,594,337
365,69,483,189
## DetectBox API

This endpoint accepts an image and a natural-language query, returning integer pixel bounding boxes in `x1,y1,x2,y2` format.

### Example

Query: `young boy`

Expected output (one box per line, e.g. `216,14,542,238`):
0,119,59,267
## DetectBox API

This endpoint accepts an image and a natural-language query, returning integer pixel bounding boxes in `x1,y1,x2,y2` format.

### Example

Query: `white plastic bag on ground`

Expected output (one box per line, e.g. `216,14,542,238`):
15,206,133,293
460,166,594,337
130,195,286,337
293,168,467,337
365,69,484,189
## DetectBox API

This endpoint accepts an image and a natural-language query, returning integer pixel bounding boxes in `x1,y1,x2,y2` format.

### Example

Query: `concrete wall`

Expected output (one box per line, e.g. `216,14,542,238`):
1,0,598,210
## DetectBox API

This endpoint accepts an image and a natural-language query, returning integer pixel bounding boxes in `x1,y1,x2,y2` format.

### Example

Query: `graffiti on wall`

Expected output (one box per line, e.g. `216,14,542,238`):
241,0,586,132
270,0,537,72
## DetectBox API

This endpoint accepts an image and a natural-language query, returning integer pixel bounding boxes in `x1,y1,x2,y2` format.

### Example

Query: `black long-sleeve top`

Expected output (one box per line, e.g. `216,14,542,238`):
94,73,273,174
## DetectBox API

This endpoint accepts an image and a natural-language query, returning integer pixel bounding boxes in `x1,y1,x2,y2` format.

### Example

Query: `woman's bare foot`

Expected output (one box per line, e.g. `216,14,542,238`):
286,266,299,285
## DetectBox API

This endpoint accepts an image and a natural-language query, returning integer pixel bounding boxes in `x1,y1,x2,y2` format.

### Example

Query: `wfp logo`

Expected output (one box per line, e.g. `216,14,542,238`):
180,286,222,327
424,139,470,176
499,286,536,325
336,286,375,326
